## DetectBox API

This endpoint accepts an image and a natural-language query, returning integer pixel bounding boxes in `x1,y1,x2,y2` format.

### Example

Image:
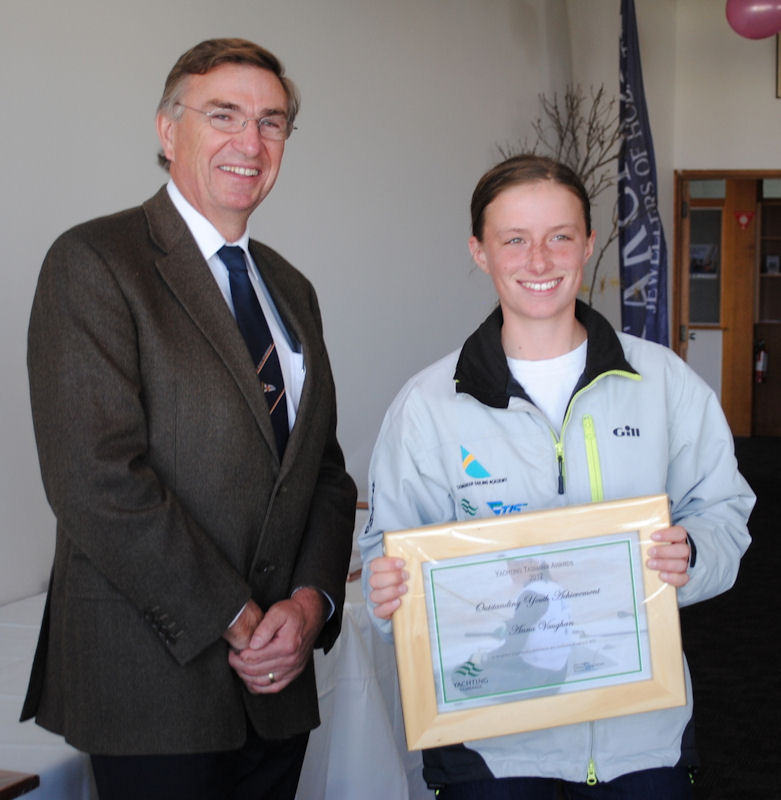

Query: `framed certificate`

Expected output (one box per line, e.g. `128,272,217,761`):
384,495,686,750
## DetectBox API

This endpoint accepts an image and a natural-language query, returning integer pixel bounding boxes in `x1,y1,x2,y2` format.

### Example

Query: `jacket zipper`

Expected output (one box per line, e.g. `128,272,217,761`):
587,720,598,785
550,382,629,779
555,439,565,494
583,415,603,503
550,370,637,496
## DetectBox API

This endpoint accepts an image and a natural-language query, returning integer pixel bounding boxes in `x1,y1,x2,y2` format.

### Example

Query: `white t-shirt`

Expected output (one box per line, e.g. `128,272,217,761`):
507,339,587,434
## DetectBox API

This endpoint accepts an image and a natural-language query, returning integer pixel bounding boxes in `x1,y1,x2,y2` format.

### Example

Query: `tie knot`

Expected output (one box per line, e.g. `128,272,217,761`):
219,245,248,274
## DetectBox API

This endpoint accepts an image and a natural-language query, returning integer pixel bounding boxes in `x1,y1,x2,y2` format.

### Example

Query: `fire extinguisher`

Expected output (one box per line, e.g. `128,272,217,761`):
754,340,768,384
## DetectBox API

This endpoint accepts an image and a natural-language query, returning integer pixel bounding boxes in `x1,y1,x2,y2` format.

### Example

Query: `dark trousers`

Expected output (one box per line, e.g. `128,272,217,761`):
434,766,693,800
90,725,309,800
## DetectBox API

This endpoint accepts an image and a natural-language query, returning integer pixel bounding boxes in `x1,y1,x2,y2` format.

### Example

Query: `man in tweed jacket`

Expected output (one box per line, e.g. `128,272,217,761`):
22,38,356,800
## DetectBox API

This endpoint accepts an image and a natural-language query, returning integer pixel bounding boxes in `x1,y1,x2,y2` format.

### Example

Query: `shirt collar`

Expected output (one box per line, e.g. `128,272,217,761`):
166,180,250,260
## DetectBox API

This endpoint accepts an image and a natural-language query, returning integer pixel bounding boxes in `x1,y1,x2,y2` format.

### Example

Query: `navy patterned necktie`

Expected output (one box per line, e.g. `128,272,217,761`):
219,245,289,456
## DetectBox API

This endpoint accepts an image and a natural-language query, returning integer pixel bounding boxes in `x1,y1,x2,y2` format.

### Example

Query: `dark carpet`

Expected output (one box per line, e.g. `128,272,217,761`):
680,436,781,799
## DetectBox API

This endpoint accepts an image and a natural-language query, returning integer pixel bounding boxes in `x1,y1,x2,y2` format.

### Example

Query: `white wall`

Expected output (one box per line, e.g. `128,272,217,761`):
0,0,571,604
674,0,781,168
3,0,778,605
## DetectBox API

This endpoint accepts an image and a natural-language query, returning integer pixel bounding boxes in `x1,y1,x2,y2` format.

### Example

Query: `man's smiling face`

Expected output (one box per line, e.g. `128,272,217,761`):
157,62,288,240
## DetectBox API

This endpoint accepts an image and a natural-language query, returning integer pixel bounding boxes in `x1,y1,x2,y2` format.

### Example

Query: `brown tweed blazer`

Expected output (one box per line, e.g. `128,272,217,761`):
22,186,357,755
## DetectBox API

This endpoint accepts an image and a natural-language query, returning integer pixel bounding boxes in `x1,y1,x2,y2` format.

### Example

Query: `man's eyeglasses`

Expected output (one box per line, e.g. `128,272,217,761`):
175,103,296,141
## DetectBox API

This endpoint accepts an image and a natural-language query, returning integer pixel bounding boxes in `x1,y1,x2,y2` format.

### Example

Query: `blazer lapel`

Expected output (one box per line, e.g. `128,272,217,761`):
142,189,279,458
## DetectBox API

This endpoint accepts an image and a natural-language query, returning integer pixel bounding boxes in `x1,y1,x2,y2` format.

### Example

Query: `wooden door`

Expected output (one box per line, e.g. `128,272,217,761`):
673,172,762,437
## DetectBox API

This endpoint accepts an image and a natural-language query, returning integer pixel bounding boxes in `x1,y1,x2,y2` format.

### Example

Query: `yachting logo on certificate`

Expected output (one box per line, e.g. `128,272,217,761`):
422,531,651,713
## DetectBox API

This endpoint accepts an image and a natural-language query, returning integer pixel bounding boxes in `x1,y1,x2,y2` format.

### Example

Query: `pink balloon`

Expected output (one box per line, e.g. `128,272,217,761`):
726,0,781,39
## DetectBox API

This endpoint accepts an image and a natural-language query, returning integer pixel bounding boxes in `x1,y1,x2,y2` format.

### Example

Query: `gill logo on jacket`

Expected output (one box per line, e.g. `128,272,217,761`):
613,425,640,437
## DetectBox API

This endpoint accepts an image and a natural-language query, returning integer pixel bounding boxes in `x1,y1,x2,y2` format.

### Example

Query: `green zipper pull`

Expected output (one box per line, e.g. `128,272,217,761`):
586,758,598,786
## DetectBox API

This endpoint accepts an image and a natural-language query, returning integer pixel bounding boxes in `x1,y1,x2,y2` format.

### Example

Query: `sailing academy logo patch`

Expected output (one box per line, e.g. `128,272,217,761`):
457,447,508,491
461,446,490,478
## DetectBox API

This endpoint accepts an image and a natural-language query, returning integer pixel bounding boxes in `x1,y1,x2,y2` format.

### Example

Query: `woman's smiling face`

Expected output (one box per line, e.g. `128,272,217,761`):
469,180,595,330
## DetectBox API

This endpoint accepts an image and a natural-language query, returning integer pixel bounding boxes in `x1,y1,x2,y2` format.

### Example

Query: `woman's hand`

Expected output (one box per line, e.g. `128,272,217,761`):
368,556,409,619
646,525,691,588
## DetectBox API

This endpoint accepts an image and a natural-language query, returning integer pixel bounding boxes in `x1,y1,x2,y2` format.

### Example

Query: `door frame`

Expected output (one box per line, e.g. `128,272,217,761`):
673,170,781,436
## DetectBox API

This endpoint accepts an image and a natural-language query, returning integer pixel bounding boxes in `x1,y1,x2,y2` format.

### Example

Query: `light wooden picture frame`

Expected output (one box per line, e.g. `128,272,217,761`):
384,494,686,751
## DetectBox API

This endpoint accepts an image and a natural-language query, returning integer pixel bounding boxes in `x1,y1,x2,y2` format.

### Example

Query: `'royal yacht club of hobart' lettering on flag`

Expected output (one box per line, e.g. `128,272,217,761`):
618,0,669,346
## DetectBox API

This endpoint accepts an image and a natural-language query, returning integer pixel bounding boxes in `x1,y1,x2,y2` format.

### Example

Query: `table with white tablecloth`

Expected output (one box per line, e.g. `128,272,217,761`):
297,580,429,799
0,584,428,800
0,594,96,800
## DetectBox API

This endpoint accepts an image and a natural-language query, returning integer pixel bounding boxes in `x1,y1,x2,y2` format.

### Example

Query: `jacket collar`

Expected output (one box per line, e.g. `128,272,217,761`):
454,300,638,409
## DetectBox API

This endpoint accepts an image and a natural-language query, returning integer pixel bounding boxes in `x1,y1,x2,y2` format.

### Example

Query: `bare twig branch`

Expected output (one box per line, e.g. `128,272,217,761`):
499,84,624,303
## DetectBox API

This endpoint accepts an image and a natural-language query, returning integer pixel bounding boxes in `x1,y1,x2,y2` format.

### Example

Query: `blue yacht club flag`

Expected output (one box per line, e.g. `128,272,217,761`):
618,0,669,346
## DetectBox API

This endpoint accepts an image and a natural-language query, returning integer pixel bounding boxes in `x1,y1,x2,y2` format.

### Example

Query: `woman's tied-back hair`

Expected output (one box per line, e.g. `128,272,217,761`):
470,154,592,240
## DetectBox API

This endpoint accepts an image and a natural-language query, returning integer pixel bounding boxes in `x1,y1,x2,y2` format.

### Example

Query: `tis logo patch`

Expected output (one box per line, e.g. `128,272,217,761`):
487,501,529,515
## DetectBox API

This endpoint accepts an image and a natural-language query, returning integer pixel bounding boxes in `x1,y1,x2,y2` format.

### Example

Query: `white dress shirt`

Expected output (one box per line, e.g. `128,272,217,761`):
166,181,305,427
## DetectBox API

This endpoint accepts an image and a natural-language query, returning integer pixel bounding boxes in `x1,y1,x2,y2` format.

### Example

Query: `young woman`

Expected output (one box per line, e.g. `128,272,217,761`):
359,155,754,799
